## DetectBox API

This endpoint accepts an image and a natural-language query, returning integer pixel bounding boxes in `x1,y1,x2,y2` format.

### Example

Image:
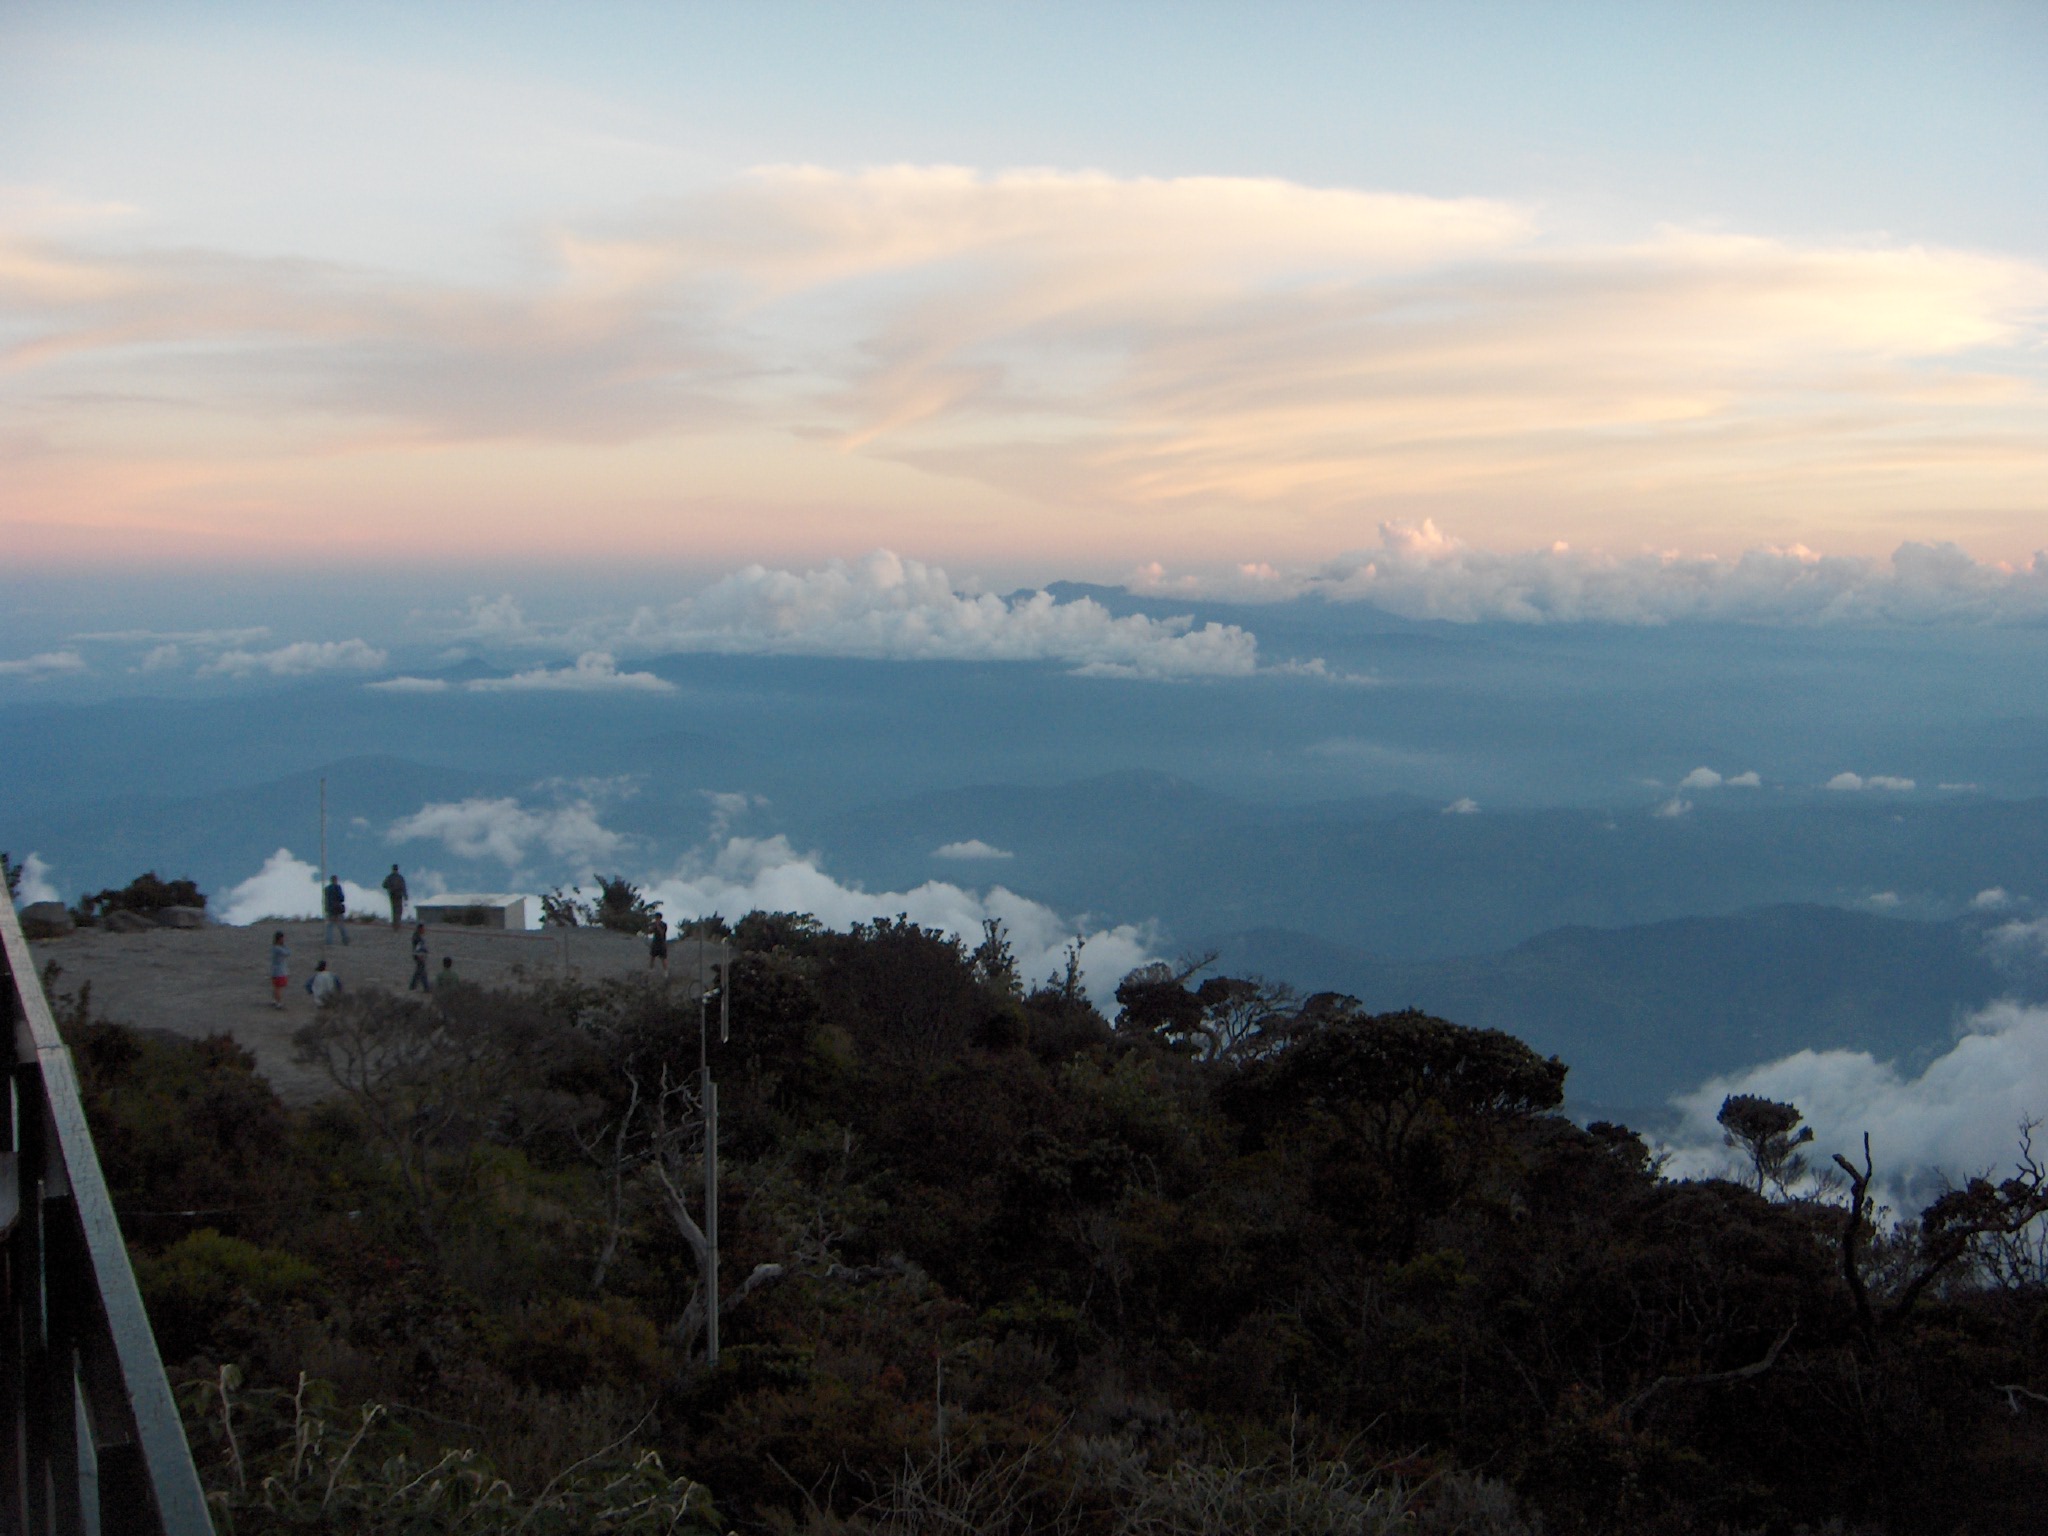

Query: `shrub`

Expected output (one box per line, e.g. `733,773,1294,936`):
82,870,206,918
494,1298,667,1394
137,1230,324,1363
181,1368,724,1535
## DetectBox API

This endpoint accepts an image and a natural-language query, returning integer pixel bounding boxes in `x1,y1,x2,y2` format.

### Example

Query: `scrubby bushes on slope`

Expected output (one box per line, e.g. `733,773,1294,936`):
55,916,2048,1535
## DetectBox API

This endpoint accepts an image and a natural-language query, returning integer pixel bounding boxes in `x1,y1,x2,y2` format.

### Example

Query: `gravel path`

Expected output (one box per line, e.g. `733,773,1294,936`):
26,919,671,1103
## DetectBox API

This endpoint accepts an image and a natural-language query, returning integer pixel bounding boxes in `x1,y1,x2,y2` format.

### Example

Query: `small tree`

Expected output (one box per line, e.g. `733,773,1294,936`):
540,885,591,927
1718,1094,1815,1198
591,875,662,936
969,918,1022,999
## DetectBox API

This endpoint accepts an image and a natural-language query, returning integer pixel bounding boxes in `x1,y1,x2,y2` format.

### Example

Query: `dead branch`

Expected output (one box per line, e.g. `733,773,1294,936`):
1995,1383,2048,1415
1619,1321,1798,1425
1832,1134,1877,1339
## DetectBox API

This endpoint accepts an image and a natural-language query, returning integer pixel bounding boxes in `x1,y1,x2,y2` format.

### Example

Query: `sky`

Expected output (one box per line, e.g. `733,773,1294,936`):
3,1,2046,583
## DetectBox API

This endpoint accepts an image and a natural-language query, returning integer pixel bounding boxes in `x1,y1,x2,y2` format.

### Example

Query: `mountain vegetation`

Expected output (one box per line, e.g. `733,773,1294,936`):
48,915,2048,1534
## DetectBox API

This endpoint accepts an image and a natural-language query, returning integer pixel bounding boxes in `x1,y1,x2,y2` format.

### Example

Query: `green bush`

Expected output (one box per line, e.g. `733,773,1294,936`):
138,1231,324,1364
82,869,206,917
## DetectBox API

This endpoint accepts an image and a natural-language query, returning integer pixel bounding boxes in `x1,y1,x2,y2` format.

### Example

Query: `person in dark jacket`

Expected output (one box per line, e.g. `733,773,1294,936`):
382,864,408,928
409,922,432,991
323,876,351,946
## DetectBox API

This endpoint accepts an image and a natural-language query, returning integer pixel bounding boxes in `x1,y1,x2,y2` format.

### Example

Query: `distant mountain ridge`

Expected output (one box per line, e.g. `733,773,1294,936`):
1208,904,2023,1114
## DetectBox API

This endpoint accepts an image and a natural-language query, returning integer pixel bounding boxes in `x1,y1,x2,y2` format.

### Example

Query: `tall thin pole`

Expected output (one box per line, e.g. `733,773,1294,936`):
318,777,328,883
696,935,721,1366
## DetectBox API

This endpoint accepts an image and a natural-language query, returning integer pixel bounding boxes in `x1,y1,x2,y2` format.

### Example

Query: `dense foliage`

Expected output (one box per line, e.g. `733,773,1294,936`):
53,917,2048,1534
79,868,207,918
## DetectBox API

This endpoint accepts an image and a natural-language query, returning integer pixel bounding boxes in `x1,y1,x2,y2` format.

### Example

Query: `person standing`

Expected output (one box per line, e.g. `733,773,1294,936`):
648,917,670,975
323,876,351,946
269,930,290,1008
382,864,408,929
409,922,432,991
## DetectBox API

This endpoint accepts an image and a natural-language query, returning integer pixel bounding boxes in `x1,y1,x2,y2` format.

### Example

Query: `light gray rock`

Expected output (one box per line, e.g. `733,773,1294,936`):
18,901,74,937
157,905,208,929
100,909,156,933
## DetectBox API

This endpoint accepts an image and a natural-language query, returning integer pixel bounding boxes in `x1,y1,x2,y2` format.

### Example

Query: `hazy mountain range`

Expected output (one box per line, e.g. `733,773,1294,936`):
7,585,2048,1143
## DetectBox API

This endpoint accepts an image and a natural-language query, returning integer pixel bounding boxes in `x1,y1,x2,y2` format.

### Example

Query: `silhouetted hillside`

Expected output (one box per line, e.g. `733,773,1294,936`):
1214,905,2017,1110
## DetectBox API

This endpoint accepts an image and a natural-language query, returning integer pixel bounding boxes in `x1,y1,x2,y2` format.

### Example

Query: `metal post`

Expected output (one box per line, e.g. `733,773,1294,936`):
318,776,327,884
703,1076,718,1367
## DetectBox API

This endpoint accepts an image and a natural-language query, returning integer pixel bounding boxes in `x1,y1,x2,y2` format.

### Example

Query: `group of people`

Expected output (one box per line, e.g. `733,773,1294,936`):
272,863,452,1007
321,863,410,943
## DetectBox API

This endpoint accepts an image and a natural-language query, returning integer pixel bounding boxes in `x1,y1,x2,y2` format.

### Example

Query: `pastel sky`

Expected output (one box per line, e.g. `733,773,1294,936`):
4,1,2046,580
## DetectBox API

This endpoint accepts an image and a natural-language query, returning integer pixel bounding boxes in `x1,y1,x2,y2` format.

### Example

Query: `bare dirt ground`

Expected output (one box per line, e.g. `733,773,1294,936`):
27,919,671,1103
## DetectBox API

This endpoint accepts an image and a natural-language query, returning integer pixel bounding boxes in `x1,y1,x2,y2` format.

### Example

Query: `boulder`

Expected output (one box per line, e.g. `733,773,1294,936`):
100,909,156,933
157,905,208,929
18,901,74,938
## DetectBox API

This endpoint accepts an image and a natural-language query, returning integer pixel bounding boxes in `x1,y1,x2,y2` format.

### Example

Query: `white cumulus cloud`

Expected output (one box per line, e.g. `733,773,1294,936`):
202,639,387,677
366,675,450,693
1988,917,2048,964
466,652,674,693
628,551,1263,680
218,849,381,925
641,834,1156,1007
1973,887,2014,910
11,852,60,905
1827,772,1916,791
1442,797,1480,815
933,839,1014,860
0,650,88,678
387,797,626,869
1666,1000,2048,1200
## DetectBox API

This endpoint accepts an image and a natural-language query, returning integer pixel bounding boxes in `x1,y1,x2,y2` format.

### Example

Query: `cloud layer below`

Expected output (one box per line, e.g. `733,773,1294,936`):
627,551,1260,677
1137,520,2048,626
349,792,1157,1005
1666,999,2048,1202
218,849,381,924
638,834,1155,1006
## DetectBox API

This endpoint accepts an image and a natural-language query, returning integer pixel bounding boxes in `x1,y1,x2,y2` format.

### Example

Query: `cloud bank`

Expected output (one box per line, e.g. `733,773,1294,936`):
1666,1000,2048,1201
218,849,381,925
367,791,1156,1005
202,639,387,678
640,834,1155,1007
626,551,1261,678
466,652,674,693
0,650,88,678
1136,521,2048,626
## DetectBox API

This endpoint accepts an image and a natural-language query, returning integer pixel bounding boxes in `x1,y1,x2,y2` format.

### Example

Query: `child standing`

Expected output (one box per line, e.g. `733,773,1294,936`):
269,930,290,1008
409,923,432,991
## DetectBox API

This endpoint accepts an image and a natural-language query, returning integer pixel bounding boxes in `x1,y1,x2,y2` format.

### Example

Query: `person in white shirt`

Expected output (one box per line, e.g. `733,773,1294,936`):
308,959,342,1004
